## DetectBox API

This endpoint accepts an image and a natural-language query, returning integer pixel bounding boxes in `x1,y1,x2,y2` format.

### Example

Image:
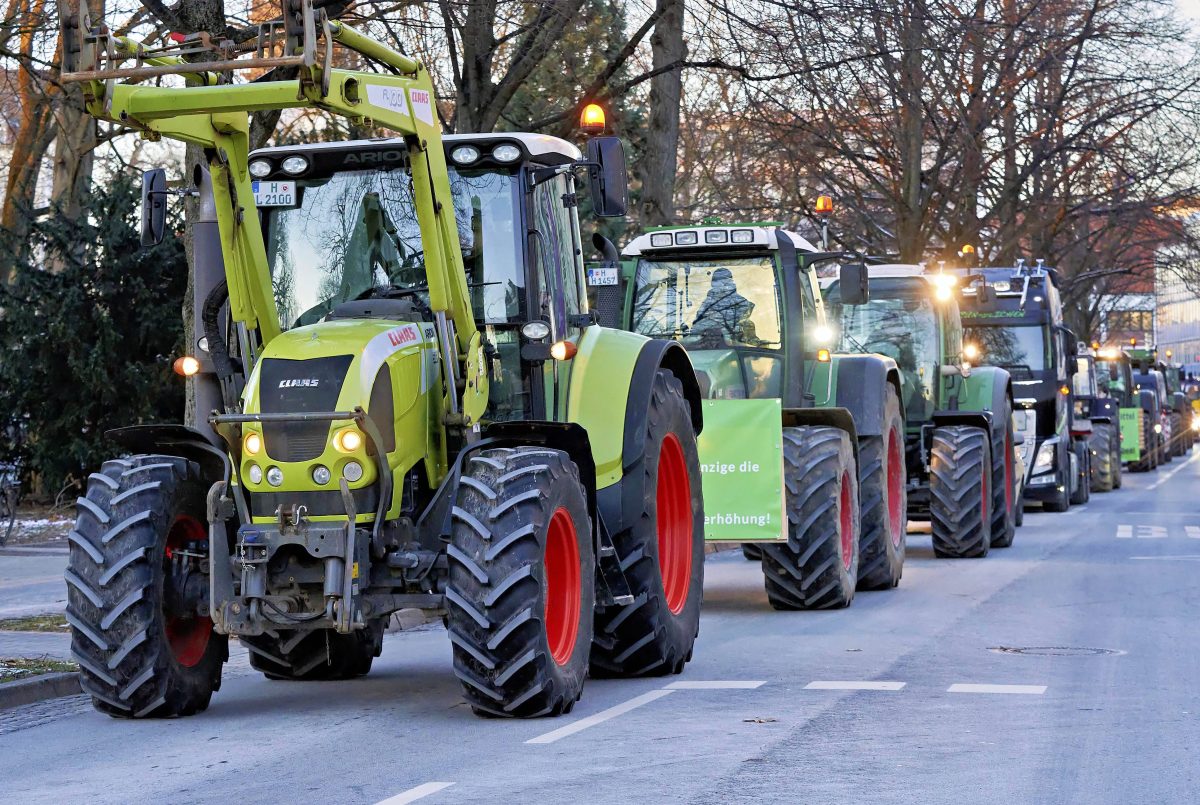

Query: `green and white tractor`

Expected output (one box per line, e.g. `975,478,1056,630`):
60,0,708,719
598,224,907,608
826,265,1019,558
1073,345,1123,492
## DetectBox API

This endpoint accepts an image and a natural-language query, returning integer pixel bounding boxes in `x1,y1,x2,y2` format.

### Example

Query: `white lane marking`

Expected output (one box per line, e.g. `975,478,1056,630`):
665,680,766,690
1117,525,1133,538
375,782,455,805
1115,524,1167,538
525,690,674,744
1187,526,1200,539
805,680,905,691
1147,453,1197,489
1132,555,1200,561
948,683,1046,695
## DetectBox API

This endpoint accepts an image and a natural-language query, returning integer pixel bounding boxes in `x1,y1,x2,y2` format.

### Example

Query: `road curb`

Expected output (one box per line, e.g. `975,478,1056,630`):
0,672,81,711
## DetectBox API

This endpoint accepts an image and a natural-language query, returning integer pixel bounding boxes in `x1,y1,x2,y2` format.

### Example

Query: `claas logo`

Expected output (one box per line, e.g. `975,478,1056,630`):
388,327,419,348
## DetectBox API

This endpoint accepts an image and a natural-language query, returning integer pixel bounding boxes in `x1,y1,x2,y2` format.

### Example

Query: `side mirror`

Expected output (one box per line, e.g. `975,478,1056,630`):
975,281,995,307
585,137,628,218
839,263,869,305
141,168,168,247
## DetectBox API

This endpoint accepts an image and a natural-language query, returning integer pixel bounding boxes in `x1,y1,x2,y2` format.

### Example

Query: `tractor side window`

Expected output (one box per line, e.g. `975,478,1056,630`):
530,173,581,339
450,170,525,324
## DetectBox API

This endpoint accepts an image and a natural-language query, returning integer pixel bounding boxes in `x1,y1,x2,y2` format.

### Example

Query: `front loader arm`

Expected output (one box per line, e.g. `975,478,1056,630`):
60,1,480,401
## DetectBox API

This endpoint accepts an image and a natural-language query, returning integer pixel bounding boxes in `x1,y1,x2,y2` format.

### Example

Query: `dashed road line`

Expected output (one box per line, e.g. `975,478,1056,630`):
665,680,765,690
1148,453,1198,489
525,690,674,744
1117,525,1132,539
375,782,455,805
1186,526,1200,539
805,680,905,691
948,683,1046,695
1132,555,1200,561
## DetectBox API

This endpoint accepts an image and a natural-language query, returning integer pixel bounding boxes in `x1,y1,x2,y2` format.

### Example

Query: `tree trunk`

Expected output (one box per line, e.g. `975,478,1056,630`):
638,0,686,227
895,0,926,262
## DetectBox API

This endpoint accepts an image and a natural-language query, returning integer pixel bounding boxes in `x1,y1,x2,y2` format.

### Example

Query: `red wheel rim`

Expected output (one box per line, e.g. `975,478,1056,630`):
839,472,854,571
656,433,693,616
164,515,212,668
544,507,582,666
1004,430,1014,516
886,429,904,547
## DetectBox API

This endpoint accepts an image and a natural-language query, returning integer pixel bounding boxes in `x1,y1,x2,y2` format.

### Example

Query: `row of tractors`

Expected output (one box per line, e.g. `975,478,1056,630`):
59,1,1189,721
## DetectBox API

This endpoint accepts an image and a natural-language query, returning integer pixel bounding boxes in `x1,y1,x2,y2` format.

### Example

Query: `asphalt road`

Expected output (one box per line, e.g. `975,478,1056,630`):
2,453,1198,804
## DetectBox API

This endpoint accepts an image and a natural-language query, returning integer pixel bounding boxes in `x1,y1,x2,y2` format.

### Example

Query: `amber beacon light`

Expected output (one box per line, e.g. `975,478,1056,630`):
580,103,606,133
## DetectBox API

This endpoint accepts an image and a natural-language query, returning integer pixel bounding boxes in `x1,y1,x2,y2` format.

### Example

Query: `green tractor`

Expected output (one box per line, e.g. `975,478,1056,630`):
596,224,908,607
1073,345,1123,492
825,266,1019,558
1092,347,1150,472
61,1,708,719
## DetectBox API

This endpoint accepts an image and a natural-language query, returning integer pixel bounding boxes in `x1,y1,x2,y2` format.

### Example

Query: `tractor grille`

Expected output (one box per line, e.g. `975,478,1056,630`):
257,355,354,462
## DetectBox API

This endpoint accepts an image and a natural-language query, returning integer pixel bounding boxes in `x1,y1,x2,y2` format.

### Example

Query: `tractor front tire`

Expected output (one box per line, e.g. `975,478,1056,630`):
1110,423,1123,489
989,400,1018,549
592,370,704,678
857,384,906,589
761,427,860,609
446,447,594,718
68,455,226,718
1070,443,1090,505
1089,423,1116,493
929,427,992,558
243,620,384,680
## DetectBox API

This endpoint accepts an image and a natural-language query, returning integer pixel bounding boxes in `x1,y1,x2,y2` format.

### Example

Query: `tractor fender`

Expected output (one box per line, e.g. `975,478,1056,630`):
105,424,230,484
782,406,860,464
1090,397,1118,424
958,365,1013,440
828,354,904,438
583,335,703,536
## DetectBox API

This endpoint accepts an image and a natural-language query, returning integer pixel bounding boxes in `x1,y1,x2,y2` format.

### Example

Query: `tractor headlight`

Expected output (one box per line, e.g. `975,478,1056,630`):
521,320,551,341
266,466,284,487
343,461,364,482
491,144,521,163
248,159,272,178
1154,423,1163,434
1033,441,1056,472
247,464,262,484
244,431,262,456
312,465,331,485
280,156,309,175
450,145,480,165
334,427,363,453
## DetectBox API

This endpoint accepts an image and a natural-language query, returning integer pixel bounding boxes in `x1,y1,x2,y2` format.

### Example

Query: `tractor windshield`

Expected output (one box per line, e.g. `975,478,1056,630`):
964,325,1048,374
630,256,782,349
264,167,523,329
833,278,939,422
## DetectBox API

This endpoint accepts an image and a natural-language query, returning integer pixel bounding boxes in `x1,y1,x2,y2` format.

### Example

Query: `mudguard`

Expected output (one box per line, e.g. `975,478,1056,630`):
106,424,230,483
958,365,1013,440
812,353,903,438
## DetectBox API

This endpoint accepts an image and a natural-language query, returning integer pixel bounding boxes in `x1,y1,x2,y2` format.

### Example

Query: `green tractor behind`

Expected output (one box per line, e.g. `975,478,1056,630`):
61,0,706,719
825,265,1019,558
597,224,908,608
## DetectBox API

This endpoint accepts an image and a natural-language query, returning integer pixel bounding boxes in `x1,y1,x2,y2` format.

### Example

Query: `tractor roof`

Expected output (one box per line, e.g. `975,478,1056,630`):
622,226,818,257
252,132,581,166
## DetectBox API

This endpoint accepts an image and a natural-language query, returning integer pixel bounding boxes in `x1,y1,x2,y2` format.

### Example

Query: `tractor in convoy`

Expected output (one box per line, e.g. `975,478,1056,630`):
1093,347,1156,472
1131,348,1195,458
1073,345,1123,492
1129,347,1177,467
825,265,1019,558
953,262,1089,512
60,0,709,719
595,224,907,608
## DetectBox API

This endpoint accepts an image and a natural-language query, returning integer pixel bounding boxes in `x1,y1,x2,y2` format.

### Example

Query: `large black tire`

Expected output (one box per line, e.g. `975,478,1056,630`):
1089,423,1116,493
989,400,1018,549
242,620,384,680
1131,413,1154,472
741,544,762,561
856,384,906,589
1170,412,1185,457
68,455,226,718
1111,422,1123,488
1069,442,1090,505
592,370,704,678
929,427,992,558
446,447,594,718
761,427,860,609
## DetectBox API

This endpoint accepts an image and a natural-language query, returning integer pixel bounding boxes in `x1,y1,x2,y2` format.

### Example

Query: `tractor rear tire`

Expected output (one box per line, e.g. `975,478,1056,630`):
67,455,227,718
592,370,704,678
989,400,1018,549
929,427,992,558
243,620,384,680
446,447,594,718
1170,412,1184,457
856,384,906,589
761,427,860,609
1089,423,1115,492
1111,423,1123,488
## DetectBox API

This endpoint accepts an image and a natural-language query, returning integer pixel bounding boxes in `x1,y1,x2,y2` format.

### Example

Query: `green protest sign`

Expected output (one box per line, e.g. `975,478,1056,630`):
696,399,785,541
1119,407,1141,463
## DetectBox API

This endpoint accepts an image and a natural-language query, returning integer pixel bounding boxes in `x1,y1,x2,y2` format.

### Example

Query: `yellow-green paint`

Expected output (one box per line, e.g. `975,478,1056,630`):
567,326,648,488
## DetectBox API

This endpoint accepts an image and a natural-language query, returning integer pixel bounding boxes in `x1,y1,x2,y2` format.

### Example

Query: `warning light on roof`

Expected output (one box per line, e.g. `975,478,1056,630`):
815,195,833,214
580,103,606,133
1129,337,1137,346
961,244,976,255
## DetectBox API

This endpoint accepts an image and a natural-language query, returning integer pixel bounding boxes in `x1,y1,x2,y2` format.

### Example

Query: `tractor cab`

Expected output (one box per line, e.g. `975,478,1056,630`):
619,225,831,405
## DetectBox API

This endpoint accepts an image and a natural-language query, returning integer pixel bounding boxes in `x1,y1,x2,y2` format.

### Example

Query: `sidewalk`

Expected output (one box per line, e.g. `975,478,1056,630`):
0,543,68,619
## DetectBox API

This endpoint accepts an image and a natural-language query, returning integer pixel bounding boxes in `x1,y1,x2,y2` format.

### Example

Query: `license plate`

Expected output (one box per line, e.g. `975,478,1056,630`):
252,180,296,207
587,267,618,286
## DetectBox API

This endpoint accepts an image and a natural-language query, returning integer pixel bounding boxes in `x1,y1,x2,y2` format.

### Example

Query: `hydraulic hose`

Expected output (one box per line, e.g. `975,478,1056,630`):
202,279,238,384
